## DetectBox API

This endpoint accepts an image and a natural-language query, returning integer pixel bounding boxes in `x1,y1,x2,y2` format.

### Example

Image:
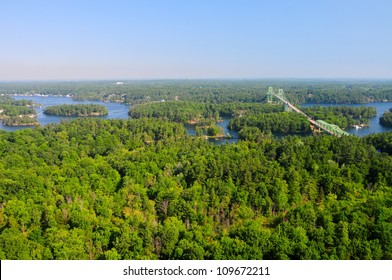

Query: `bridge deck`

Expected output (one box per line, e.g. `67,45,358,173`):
269,90,349,137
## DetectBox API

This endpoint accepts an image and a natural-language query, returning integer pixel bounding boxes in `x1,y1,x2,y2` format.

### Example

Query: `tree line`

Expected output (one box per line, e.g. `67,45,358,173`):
2,80,392,105
129,101,283,124
44,104,108,117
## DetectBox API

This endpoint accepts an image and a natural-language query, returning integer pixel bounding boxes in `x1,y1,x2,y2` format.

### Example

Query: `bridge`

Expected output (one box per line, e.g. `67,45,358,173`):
266,86,350,137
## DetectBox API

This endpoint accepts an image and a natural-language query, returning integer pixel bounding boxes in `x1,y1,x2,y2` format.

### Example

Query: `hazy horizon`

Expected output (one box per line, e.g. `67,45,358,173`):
1,78,392,83
1,0,391,80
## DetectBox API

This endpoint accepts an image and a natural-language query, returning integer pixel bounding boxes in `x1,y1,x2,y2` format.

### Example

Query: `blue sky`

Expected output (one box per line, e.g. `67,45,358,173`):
0,0,391,80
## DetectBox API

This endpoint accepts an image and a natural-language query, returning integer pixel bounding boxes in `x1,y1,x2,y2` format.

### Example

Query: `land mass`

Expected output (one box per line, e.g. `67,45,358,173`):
43,104,108,117
380,108,392,127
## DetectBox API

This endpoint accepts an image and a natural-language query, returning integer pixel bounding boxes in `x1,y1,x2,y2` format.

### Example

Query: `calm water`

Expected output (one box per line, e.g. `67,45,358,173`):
0,96,130,132
300,102,392,137
185,118,239,145
1,96,392,140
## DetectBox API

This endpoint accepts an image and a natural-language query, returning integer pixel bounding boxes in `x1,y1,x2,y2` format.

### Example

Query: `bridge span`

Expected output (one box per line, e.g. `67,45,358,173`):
267,87,350,137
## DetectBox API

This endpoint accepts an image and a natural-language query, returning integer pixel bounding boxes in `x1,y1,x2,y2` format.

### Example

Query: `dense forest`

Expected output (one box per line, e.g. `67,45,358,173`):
129,101,283,124
130,101,220,123
44,104,108,117
229,112,311,135
0,118,392,260
380,108,392,127
0,105,36,118
0,102,36,118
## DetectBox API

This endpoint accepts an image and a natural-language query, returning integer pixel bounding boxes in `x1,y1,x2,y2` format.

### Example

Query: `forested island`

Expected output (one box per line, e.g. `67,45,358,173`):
2,116,39,126
44,104,108,117
380,108,392,127
0,96,38,126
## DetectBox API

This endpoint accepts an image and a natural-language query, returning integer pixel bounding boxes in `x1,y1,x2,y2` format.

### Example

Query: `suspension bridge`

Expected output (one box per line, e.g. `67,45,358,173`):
266,86,350,137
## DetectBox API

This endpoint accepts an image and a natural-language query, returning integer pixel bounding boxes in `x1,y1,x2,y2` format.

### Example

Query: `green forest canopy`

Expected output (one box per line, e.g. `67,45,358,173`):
0,97,38,126
380,108,392,127
44,104,108,117
0,118,392,260
1,80,392,260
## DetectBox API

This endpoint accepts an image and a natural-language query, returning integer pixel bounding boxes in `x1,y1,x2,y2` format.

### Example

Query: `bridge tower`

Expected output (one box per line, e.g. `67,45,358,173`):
284,104,293,112
267,87,287,104
276,89,292,111
277,88,285,99
267,87,291,110
267,86,275,103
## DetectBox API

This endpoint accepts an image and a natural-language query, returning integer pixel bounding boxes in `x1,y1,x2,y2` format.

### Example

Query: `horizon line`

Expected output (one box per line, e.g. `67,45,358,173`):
1,77,392,83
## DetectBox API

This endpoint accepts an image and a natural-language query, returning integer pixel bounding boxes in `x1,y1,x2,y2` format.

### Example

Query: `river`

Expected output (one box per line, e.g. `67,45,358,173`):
1,96,392,140
300,103,392,137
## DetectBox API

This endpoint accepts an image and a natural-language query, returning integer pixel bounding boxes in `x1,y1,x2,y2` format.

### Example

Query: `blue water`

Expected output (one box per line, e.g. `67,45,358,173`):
185,118,239,145
300,102,392,137
2,96,392,140
0,96,130,132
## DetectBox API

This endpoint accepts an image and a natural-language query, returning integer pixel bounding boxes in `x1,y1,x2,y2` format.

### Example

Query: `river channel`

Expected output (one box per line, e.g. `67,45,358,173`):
1,96,392,141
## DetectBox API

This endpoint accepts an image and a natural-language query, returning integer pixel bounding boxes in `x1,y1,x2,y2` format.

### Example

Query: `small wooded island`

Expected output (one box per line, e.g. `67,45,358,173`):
380,108,392,127
0,97,39,126
2,116,39,126
44,104,108,117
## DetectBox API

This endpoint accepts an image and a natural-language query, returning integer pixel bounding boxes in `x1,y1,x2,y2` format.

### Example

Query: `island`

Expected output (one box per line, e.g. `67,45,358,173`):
43,104,108,117
2,116,39,126
380,108,392,127
0,97,39,126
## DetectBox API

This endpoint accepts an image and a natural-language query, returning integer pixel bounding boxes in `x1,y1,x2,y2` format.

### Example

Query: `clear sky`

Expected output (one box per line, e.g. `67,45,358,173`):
0,0,391,80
